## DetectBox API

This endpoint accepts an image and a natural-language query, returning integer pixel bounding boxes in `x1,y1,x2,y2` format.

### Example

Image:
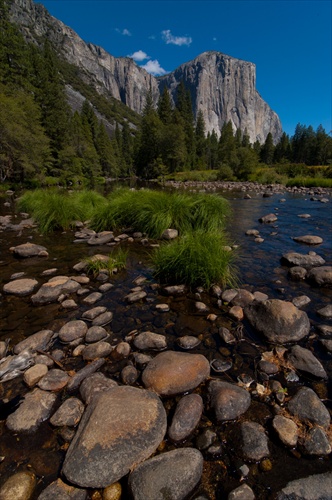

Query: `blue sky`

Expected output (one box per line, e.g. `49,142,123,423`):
39,0,331,137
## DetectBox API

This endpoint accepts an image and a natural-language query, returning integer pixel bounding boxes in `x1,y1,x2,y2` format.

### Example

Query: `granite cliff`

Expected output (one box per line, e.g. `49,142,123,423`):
8,0,282,143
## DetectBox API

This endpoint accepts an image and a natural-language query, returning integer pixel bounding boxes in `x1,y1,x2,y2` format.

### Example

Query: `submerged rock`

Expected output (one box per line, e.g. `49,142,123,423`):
307,266,332,286
276,471,332,499
287,345,327,379
241,421,269,461
293,235,323,245
31,277,81,305
6,388,57,433
62,386,167,488
128,448,203,500
168,393,203,442
281,251,325,269
3,278,38,296
14,329,55,354
209,380,251,421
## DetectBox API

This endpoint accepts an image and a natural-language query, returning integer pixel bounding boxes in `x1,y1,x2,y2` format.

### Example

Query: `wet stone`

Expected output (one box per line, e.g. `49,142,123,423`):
259,213,278,223
3,278,38,296
14,329,55,354
287,345,327,379
195,301,209,312
37,478,88,500
228,484,255,500
222,288,238,303
67,358,106,393
61,299,78,309
11,242,48,258
85,326,108,343
196,429,217,450
258,359,279,375
142,351,210,396
281,251,325,269
82,306,107,321
121,364,139,385
288,266,307,280
276,471,332,500
177,335,201,350
272,415,298,447
132,352,153,368
79,372,118,404
92,311,113,327
82,341,113,361
218,327,236,344
31,276,81,305
0,471,36,500
288,387,330,429
50,397,85,427
23,363,48,387
128,448,203,500
241,421,269,461
307,266,332,286
6,388,57,433
155,303,170,312
229,305,244,321
133,331,167,351
208,380,251,421
292,295,311,308
168,393,203,442
82,292,103,305
293,235,323,245
38,368,69,391
70,276,90,284
303,427,332,456
62,386,167,488
317,304,332,318
59,320,88,343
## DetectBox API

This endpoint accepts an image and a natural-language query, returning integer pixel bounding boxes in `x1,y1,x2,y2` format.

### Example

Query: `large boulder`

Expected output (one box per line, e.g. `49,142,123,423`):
128,448,203,500
307,266,332,287
244,299,310,343
141,351,210,396
62,386,167,488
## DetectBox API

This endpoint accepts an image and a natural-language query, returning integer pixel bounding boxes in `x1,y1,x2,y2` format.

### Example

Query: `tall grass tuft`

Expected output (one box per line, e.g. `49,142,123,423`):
152,230,237,289
83,249,128,276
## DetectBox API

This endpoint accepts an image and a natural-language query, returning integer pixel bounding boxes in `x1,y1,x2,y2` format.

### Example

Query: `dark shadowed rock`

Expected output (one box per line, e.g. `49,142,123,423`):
276,472,332,500
62,386,167,488
209,381,251,421
6,388,57,433
281,251,325,269
3,278,38,296
10,242,48,258
79,372,117,404
287,345,327,379
307,266,332,286
121,364,139,385
37,478,87,499
303,427,332,456
168,394,203,442
50,397,85,427
142,351,210,396
128,448,203,500
59,320,88,343
259,213,278,223
230,289,255,307
244,299,310,343
288,387,330,429
0,471,36,500
241,421,269,461
288,266,307,280
317,304,332,318
14,329,55,354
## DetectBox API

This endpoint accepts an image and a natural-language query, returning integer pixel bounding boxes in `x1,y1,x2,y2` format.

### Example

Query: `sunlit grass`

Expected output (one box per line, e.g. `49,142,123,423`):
83,249,128,276
286,177,332,188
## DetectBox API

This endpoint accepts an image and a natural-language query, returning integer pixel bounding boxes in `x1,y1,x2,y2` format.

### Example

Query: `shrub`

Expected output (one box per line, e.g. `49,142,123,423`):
152,230,237,289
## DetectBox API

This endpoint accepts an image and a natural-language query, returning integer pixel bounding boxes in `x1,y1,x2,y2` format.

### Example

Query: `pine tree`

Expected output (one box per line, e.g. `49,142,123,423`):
158,87,173,125
260,132,275,165
195,110,206,168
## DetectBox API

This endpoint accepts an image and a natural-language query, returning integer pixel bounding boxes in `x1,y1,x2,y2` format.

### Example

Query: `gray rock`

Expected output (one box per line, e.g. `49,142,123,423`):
62,386,167,488
317,304,332,318
6,388,57,433
293,235,323,245
246,229,260,236
292,295,311,308
163,285,186,296
288,387,330,429
133,331,167,351
241,421,269,461
276,471,332,499
287,345,327,379
221,288,239,303
125,291,147,303
92,311,113,326
128,448,203,500
31,276,81,305
155,303,170,312
82,292,103,305
161,228,178,240
168,393,203,442
79,372,117,404
228,484,255,500
87,231,114,245
37,478,87,499
288,266,307,280
38,369,70,391
259,213,278,223
319,338,332,353
281,252,325,269
10,242,48,258
82,341,113,360
50,397,85,427
272,415,298,447
81,306,107,320
218,327,236,344
3,278,38,296
67,358,106,393
142,351,210,396
121,364,139,385
59,321,88,343
303,427,332,456
195,301,209,312
0,471,36,500
244,299,310,343
85,326,108,343
14,329,55,354
209,380,251,421
231,289,255,307
307,266,332,286
177,335,201,349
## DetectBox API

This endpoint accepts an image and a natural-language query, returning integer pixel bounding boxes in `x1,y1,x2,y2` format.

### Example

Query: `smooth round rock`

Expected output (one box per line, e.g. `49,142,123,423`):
82,342,113,360
86,326,108,343
3,278,38,296
92,311,113,326
287,345,327,379
293,235,323,245
82,306,107,321
177,335,201,350
128,448,203,500
133,332,167,351
208,380,251,421
62,386,167,488
0,471,36,500
142,351,210,396
272,415,298,447
79,373,118,404
168,393,203,442
244,299,310,343
276,472,332,499
50,397,85,427
11,242,47,258
288,387,330,429
241,421,270,461
59,320,88,343
38,369,69,391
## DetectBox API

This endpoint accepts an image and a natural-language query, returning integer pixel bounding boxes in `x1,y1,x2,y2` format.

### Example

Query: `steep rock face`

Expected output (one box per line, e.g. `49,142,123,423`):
9,0,282,143
159,51,282,143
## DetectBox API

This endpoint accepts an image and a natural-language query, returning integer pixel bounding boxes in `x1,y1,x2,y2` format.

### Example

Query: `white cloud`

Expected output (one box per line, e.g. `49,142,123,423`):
128,50,150,61
161,29,192,47
116,28,132,36
141,59,167,76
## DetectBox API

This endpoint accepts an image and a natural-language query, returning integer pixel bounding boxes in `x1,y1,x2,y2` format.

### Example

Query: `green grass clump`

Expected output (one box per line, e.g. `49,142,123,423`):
17,189,107,233
286,177,332,188
90,188,230,237
152,230,237,289
83,249,128,276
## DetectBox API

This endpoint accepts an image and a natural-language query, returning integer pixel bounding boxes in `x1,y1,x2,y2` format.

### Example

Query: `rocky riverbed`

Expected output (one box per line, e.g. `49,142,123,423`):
0,183,331,500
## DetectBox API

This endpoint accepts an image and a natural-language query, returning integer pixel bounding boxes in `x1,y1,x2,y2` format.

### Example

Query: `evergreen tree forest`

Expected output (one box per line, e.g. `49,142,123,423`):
1,0,331,188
